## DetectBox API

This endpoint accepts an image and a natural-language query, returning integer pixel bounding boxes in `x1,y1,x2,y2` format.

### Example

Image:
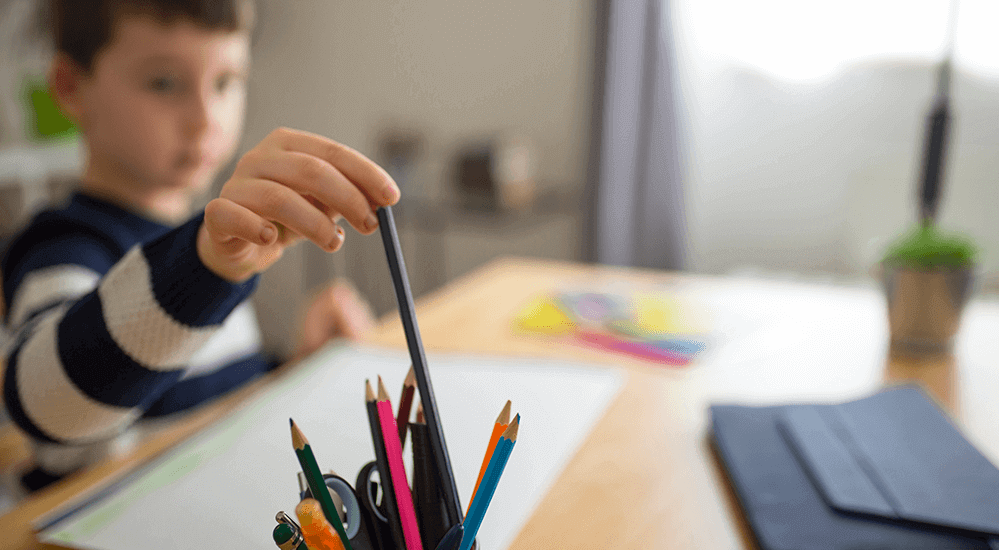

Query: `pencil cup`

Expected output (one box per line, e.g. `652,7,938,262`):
410,424,477,550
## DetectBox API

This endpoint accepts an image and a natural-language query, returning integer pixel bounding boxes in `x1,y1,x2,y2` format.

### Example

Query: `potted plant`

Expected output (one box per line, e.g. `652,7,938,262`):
881,224,976,350
880,41,978,351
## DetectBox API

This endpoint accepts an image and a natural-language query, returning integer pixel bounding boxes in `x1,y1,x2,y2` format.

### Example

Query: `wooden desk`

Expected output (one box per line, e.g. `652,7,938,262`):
2,257,998,549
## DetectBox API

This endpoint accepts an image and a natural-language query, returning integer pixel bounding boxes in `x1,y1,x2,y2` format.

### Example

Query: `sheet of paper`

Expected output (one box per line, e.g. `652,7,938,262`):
37,344,625,550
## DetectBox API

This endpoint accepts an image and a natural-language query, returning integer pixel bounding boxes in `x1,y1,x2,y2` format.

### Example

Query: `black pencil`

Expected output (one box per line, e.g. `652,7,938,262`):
410,400,450,549
365,379,406,550
377,206,463,526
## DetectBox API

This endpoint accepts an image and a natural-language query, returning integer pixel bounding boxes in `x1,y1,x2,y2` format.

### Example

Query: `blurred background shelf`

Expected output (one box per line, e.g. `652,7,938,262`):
390,188,584,292
0,140,82,237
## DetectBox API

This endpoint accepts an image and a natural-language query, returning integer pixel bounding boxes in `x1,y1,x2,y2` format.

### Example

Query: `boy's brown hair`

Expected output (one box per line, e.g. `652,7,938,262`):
49,0,255,72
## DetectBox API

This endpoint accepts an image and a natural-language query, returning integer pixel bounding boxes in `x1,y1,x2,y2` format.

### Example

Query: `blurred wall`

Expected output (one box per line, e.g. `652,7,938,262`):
242,1,595,356
676,61,999,278
672,0,999,281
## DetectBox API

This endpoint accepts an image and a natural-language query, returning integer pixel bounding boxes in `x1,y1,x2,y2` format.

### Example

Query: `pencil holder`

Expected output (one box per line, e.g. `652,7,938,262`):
410,424,456,548
347,458,476,550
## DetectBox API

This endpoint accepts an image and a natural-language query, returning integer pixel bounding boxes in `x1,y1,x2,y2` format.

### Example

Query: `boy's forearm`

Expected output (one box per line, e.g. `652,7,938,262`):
3,215,259,446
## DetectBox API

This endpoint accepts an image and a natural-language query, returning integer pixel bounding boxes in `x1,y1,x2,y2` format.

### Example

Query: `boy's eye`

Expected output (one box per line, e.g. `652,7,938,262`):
148,76,179,93
215,73,242,94
215,75,231,93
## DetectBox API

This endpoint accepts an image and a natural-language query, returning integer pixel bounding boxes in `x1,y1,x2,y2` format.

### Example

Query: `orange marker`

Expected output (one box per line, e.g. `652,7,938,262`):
296,498,346,550
467,400,511,512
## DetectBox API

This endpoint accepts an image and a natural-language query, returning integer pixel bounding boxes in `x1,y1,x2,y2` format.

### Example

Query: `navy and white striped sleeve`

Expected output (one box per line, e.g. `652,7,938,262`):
2,215,258,452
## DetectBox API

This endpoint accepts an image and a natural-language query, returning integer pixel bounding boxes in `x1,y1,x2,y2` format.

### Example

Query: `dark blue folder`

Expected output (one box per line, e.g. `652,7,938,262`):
710,386,999,550
779,386,999,536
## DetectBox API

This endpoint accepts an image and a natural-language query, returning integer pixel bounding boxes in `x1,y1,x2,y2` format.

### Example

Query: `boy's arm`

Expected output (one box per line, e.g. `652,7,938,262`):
3,127,400,474
3,215,256,461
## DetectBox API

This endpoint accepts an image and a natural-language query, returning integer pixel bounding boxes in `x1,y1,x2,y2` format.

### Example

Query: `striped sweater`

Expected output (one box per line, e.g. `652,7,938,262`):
2,193,273,482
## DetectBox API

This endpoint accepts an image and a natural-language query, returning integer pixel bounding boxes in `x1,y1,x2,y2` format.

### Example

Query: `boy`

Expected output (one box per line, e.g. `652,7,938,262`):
1,0,397,492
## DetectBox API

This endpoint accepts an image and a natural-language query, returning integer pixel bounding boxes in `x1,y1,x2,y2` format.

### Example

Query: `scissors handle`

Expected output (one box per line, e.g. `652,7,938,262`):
355,461,395,550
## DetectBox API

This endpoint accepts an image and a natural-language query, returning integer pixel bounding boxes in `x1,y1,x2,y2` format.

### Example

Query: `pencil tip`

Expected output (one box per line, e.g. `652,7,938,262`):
365,379,375,402
503,414,520,441
404,365,416,386
289,418,293,427
377,376,390,401
290,419,307,449
497,399,512,424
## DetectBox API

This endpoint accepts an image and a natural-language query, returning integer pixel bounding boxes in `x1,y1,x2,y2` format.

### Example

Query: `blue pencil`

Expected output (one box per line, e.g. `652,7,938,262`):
459,414,520,550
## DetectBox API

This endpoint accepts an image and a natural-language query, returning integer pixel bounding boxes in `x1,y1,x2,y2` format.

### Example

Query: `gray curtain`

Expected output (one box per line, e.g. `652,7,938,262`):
585,0,686,269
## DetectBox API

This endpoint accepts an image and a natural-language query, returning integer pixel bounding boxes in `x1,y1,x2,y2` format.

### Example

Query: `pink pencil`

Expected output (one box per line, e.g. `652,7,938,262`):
577,330,690,365
376,377,423,550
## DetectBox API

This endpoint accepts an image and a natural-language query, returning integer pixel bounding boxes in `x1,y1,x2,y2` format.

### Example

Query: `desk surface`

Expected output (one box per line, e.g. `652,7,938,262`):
2,256,998,550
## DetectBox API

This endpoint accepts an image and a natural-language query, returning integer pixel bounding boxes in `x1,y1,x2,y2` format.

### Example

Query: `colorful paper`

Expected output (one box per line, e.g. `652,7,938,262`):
515,290,708,366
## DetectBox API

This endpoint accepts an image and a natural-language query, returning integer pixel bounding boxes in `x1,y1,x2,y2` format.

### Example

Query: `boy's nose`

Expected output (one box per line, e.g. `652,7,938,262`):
183,94,211,139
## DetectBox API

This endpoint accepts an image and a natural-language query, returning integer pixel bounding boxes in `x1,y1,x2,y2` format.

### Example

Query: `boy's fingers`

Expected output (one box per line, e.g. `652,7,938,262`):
248,150,378,235
204,198,277,248
224,178,343,252
269,127,400,208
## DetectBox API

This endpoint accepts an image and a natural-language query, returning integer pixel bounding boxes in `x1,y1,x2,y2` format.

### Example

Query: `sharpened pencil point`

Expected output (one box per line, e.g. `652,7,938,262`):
416,401,425,424
377,376,390,402
365,379,375,402
290,419,307,449
404,365,416,386
498,400,512,425
503,414,520,441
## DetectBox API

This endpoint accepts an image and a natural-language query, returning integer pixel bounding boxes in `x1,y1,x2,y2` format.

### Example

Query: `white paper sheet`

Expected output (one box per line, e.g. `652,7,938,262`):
37,344,625,550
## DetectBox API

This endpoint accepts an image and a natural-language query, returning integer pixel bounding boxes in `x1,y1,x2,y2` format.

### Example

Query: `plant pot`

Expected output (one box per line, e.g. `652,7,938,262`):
881,264,974,351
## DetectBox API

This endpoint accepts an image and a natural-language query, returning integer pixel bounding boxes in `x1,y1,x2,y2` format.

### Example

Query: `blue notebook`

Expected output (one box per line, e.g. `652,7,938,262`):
710,387,999,550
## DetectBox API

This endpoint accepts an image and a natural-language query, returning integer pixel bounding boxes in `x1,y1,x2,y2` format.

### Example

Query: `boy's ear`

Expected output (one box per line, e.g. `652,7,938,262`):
48,53,88,126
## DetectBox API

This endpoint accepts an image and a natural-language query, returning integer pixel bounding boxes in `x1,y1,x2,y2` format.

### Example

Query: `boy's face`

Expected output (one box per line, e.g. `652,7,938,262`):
74,15,250,195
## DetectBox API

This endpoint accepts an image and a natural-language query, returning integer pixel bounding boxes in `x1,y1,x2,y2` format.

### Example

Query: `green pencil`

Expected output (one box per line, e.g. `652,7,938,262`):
290,419,353,550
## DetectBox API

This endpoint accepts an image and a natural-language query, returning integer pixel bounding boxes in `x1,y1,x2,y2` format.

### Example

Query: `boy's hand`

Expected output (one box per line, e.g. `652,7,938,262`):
198,128,400,283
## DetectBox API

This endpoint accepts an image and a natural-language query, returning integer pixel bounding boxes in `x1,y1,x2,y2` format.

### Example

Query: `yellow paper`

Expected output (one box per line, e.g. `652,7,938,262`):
628,294,707,336
515,295,576,335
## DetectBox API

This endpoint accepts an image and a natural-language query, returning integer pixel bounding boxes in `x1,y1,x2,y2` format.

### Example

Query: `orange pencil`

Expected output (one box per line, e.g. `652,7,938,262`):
296,498,346,550
467,399,511,512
